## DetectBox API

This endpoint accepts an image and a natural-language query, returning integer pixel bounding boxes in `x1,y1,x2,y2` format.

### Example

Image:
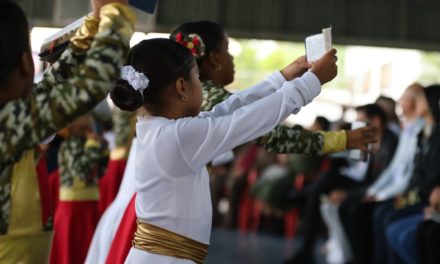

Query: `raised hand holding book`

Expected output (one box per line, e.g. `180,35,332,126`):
305,27,332,63
39,0,159,63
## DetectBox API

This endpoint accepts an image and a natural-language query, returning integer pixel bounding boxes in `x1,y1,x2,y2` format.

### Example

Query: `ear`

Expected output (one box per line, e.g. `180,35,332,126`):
174,77,189,101
20,50,35,79
208,51,221,69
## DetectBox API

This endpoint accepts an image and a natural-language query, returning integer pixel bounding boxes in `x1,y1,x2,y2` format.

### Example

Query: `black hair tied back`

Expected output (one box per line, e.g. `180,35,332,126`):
110,79,144,112
170,21,225,61
110,38,195,111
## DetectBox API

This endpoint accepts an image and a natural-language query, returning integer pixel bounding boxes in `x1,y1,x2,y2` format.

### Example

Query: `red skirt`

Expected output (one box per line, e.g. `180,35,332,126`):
98,159,127,216
105,194,136,264
48,170,60,211
50,200,99,264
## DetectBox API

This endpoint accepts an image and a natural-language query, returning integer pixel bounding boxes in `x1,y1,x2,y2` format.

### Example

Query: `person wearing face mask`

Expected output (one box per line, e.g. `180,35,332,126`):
385,85,440,264
285,103,397,264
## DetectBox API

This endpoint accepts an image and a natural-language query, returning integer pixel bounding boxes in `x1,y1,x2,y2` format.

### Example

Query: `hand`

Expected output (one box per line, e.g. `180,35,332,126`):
69,115,92,136
87,132,101,142
310,49,338,85
328,190,348,204
394,195,403,207
429,186,440,208
92,0,129,17
363,195,377,203
346,126,379,152
38,144,49,152
424,206,435,220
281,55,312,81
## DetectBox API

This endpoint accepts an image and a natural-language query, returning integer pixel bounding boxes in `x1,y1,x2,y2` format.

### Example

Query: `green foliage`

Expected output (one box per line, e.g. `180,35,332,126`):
229,39,351,91
419,51,440,85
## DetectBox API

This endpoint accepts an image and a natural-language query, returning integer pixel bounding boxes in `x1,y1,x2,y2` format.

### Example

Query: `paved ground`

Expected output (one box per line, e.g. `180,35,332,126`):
206,228,326,264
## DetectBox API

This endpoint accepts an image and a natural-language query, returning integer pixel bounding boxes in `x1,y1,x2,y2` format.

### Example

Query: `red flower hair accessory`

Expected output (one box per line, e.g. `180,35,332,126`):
172,32,206,59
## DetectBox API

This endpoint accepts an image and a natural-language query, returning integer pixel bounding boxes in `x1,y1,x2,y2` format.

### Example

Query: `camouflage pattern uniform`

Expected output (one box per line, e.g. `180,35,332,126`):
0,4,136,234
201,80,326,155
112,107,135,149
59,135,107,188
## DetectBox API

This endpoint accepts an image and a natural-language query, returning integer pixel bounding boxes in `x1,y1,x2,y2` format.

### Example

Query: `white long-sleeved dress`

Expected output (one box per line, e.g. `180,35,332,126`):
125,71,321,263
85,139,137,264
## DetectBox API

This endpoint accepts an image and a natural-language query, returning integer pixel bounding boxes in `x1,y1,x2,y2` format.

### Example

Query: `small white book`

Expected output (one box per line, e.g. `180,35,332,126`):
305,27,332,62
39,16,86,63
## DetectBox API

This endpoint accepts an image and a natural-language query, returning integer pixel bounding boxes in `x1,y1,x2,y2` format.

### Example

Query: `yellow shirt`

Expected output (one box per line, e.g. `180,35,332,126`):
0,150,52,264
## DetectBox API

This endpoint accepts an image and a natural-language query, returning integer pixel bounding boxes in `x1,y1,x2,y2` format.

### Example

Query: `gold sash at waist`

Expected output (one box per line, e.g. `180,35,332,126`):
132,220,209,264
59,186,99,201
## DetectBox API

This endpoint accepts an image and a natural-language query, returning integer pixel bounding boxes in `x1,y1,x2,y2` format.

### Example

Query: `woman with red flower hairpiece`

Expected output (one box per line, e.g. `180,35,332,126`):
174,33,206,58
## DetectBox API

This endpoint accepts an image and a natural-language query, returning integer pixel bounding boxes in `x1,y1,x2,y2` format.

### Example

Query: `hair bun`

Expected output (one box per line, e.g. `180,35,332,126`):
110,79,143,112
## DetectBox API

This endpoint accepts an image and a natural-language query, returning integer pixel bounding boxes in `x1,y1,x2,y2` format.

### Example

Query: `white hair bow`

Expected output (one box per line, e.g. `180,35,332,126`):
120,66,149,96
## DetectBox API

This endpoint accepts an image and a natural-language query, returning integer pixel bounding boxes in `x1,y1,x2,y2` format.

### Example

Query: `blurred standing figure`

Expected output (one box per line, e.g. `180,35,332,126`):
50,115,108,264
0,0,135,262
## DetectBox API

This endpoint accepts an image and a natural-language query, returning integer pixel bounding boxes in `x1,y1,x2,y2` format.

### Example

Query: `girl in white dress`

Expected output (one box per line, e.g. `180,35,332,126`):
110,38,337,264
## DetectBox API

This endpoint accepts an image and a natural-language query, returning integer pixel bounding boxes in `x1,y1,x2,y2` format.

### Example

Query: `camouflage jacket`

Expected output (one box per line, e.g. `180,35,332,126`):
59,135,107,188
201,80,325,155
112,107,135,149
0,4,135,234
